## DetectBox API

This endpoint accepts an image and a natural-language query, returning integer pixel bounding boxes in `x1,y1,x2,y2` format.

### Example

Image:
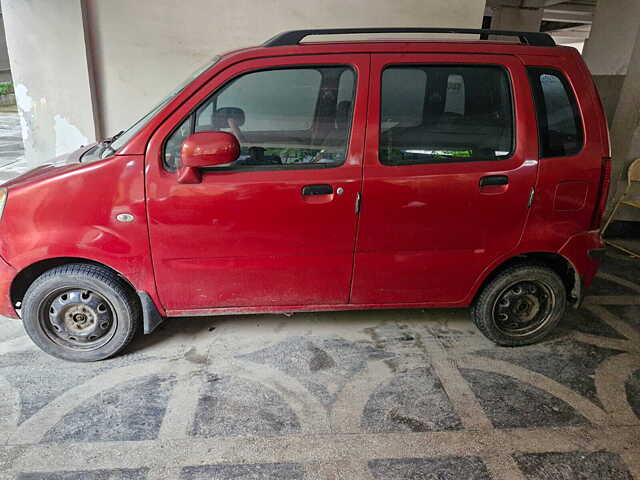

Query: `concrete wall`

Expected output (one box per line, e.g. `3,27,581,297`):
2,0,486,165
489,6,542,32
87,0,486,137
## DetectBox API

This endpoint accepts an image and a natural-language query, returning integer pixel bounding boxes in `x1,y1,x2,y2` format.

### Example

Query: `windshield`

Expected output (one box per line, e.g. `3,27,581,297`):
104,56,220,158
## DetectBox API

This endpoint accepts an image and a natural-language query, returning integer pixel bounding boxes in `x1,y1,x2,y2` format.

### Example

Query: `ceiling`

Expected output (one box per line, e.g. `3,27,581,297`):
541,1,596,46
486,0,598,47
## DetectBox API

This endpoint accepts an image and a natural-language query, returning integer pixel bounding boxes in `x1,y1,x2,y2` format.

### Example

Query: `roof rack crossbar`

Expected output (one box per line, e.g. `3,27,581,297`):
263,27,556,48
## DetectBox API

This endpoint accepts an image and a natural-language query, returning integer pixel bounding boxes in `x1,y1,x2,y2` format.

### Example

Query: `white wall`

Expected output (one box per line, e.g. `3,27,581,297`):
86,0,486,137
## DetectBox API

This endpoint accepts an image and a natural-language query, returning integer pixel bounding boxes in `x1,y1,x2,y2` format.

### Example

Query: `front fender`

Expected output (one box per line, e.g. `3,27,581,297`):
0,154,162,315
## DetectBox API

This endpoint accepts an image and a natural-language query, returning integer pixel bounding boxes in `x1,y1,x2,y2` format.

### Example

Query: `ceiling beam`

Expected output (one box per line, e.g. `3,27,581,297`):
545,3,595,14
485,0,545,8
549,29,591,38
543,3,593,24
543,12,592,23
487,1,595,10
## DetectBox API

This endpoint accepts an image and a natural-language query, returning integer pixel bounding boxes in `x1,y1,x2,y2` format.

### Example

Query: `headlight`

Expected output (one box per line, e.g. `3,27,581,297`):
0,188,7,220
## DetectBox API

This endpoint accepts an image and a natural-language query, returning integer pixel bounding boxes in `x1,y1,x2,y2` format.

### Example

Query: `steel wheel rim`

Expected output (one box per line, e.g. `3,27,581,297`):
491,280,556,337
38,287,117,351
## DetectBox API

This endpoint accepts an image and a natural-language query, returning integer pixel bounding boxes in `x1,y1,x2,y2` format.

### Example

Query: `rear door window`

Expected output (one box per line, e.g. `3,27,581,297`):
527,67,584,158
379,65,513,165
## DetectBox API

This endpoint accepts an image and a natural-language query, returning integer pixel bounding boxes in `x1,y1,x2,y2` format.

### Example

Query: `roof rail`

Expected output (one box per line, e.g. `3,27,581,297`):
263,27,556,48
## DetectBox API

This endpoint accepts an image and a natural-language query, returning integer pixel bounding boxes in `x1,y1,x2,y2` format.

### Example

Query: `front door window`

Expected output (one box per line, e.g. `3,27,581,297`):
164,67,356,171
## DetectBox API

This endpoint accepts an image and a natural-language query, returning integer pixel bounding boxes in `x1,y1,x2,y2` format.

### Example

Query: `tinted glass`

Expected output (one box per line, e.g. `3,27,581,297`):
528,68,583,158
380,65,513,165
164,67,355,171
381,68,427,129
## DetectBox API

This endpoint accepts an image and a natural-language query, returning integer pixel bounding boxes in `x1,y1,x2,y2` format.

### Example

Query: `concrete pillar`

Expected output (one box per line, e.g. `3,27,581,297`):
582,0,640,124
1,0,98,165
607,27,640,220
582,0,640,76
490,6,543,32
580,0,640,220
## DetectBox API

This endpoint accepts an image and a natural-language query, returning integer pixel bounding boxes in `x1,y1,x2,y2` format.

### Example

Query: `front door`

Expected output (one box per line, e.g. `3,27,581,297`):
351,53,538,304
146,54,369,311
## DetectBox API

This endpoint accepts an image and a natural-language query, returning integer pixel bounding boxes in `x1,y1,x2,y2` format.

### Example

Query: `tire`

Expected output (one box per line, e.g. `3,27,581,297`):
22,263,141,362
471,263,566,346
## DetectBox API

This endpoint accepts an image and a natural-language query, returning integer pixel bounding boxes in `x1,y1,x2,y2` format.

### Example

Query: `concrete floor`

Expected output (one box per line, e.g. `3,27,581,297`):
0,110,28,183
0,249,638,479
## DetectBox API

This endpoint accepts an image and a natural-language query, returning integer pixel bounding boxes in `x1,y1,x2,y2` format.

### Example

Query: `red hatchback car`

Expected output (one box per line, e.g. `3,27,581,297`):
0,28,610,361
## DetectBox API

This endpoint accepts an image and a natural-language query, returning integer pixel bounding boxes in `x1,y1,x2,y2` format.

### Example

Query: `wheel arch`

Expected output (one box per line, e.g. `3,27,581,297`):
11,257,138,310
471,252,581,307
12,257,165,334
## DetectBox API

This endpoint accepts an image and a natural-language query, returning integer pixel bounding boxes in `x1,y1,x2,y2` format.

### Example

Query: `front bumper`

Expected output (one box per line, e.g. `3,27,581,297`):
0,255,17,318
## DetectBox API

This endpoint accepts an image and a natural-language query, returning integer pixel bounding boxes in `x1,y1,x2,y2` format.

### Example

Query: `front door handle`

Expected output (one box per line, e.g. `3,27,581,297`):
302,184,333,196
479,175,508,187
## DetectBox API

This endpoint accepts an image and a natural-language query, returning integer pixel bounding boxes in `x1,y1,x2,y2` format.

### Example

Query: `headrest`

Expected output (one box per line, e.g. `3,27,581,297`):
212,107,245,128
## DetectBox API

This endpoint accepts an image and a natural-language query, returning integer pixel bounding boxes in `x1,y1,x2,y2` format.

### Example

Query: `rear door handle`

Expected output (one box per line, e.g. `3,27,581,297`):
479,175,508,187
302,184,333,196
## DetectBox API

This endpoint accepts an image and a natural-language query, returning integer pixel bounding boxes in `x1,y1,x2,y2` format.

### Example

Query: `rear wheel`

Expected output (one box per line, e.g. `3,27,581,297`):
471,264,566,346
22,264,140,362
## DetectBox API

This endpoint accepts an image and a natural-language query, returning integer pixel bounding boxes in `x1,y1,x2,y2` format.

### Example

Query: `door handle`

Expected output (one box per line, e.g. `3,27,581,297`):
302,184,333,196
479,175,508,187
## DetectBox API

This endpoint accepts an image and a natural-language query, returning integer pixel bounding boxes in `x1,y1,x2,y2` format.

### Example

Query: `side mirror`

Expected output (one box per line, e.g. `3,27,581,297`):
177,131,240,184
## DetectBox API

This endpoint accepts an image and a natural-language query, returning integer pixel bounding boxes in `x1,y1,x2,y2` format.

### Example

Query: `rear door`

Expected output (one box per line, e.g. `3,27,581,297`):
351,53,539,304
518,53,606,246
146,54,369,311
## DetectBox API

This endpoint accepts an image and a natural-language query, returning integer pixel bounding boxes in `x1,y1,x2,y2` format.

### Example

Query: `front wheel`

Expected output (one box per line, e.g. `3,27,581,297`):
22,264,140,362
471,264,567,346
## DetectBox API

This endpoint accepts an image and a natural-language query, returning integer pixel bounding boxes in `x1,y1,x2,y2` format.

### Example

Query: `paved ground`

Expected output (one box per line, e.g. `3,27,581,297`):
0,249,638,479
0,110,28,183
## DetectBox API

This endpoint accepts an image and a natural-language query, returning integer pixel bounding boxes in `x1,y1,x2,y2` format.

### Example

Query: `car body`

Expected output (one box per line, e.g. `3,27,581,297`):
0,28,610,361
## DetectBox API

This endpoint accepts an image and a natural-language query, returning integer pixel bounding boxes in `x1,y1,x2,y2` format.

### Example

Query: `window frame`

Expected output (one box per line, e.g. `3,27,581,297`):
527,66,585,159
377,63,516,167
161,64,358,173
